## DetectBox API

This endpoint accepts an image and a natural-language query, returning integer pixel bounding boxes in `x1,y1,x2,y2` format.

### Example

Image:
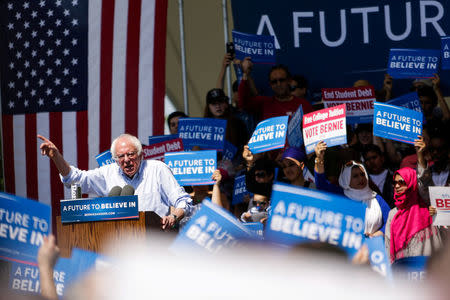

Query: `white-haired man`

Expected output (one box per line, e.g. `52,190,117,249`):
38,133,192,229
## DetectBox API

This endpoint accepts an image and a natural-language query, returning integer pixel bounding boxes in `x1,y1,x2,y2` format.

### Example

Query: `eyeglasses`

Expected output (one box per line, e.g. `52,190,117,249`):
255,171,267,178
115,151,138,161
254,201,267,206
269,77,287,85
393,180,406,186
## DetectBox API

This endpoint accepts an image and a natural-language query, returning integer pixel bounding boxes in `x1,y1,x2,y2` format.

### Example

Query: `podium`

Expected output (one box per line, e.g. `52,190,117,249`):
55,211,163,257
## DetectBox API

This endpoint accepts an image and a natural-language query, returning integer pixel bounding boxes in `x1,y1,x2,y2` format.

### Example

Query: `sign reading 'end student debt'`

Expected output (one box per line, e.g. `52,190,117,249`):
302,105,347,154
248,116,288,154
165,150,217,186
266,183,366,256
388,48,440,79
373,102,423,144
322,86,375,124
178,118,227,151
232,30,276,64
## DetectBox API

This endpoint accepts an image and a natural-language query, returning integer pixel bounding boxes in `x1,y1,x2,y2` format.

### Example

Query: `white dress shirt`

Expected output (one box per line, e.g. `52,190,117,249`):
60,159,193,218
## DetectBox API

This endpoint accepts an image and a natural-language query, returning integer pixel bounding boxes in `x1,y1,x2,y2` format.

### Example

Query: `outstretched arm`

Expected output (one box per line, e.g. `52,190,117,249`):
38,235,60,300
432,73,450,120
38,135,71,176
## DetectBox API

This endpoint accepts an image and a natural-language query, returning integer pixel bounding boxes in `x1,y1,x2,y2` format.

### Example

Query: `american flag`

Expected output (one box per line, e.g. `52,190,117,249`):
0,0,166,219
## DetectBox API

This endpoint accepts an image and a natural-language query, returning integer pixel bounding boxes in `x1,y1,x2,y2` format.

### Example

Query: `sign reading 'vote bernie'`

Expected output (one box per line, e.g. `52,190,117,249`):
373,102,423,144
302,105,347,154
265,183,366,256
388,48,440,79
322,86,375,124
178,118,227,151
165,150,217,186
248,116,288,154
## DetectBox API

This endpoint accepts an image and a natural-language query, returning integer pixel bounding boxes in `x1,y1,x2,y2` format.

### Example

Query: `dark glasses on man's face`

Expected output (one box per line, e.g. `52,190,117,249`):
269,77,287,85
393,180,406,186
254,201,267,206
255,171,267,178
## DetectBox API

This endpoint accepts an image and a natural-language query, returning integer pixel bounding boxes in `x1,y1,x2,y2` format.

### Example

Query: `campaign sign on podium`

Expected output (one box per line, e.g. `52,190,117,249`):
0,192,50,265
60,195,138,223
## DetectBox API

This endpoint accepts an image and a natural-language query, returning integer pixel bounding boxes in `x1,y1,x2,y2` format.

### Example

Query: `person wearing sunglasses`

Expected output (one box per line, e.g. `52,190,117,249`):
385,167,444,263
38,133,193,229
237,57,313,122
240,184,271,223
314,141,390,238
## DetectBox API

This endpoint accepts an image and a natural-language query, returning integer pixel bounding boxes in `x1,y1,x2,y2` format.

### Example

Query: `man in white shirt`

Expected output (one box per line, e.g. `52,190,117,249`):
362,144,394,208
38,133,192,229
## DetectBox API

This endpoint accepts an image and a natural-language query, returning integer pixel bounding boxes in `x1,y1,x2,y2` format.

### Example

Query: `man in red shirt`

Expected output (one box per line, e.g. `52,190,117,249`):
238,57,313,121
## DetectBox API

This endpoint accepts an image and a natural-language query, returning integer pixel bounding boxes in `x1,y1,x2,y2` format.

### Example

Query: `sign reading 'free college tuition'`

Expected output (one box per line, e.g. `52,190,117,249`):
302,105,347,154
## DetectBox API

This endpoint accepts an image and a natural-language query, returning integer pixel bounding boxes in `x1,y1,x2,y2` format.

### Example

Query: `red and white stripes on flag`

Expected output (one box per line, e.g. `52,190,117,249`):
1,0,166,217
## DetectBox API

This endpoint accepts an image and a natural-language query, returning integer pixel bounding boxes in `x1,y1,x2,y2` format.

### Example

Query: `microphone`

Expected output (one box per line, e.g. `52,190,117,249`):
108,186,122,197
120,185,135,196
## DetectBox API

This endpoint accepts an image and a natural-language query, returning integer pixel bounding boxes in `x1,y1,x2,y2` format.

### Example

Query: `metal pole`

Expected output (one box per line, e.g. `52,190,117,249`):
222,0,232,99
178,0,189,115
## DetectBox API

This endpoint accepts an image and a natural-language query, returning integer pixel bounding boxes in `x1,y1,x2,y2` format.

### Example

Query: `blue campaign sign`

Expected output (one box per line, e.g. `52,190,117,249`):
232,30,276,64
365,236,393,280
0,192,50,265
60,195,138,223
248,116,288,154
232,174,252,205
373,102,423,144
287,104,304,148
265,183,366,256
178,118,227,151
231,1,450,101
242,222,264,238
148,134,178,145
165,150,217,186
392,256,428,281
9,257,73,297
443,36,450,70
170,200,253,255
387,92,422,113
222,140,237,161
95,150,115,167
388,48,440,79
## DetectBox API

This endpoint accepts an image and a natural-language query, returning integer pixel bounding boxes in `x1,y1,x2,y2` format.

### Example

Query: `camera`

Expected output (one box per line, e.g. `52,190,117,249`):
226,42,235,58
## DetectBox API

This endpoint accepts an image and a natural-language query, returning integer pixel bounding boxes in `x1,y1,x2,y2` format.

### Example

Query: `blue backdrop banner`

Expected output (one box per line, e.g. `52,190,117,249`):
230,0,450,100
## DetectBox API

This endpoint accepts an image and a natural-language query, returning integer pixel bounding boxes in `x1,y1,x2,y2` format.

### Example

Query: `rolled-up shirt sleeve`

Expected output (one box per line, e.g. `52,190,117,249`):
158,163,193,215
60,165,109,196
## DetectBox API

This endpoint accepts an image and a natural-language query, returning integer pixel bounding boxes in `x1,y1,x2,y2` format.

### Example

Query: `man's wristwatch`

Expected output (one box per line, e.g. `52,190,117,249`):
170,214,178,222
